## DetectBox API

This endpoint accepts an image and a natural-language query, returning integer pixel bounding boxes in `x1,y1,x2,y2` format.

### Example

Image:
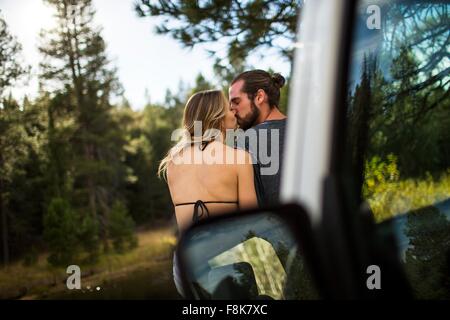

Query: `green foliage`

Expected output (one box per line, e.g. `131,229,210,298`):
135,1,302,82
2,0,295,269
347,8,450,223
109,201,138,253
78,213,100,263
0,97,28,183
22,246,38,267
404,206,450,299
121,74,218,223
190,74,214,94
0,12,29,100
341,4,450,299
39,0,131,256
278,76,290,114
363,154,400,195
43,198,79,266
353,49,450,223
1,95,48,265
363,155,450,222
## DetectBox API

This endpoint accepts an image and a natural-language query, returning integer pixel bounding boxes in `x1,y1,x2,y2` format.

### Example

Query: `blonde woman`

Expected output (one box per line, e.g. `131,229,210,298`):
159,89,258,234
158,89,258,297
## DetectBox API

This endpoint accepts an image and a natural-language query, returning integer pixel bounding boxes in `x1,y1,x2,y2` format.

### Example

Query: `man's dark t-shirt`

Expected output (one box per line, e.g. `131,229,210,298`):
237,119,287,206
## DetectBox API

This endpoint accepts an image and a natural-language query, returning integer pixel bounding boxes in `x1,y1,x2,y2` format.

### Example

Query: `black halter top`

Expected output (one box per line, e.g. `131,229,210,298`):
175,200,238,223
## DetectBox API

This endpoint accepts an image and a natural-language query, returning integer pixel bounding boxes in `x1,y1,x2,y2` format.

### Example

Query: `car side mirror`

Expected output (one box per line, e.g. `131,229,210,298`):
175,203,321,300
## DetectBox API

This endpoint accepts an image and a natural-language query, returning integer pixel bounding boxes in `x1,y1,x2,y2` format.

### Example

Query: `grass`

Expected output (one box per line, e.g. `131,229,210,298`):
0,221,180,300
363,156,450,222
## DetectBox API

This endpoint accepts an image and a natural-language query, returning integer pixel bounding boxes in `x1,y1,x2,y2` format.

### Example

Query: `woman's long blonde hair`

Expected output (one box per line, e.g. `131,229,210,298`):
158,89,229,179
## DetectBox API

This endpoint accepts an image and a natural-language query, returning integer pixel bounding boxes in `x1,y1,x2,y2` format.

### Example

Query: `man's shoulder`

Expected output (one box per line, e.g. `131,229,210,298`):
252,118,287,130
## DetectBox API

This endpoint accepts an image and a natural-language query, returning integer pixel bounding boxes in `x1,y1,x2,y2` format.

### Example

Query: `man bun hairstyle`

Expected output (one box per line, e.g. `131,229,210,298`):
231,69,285,109
272,73,286,89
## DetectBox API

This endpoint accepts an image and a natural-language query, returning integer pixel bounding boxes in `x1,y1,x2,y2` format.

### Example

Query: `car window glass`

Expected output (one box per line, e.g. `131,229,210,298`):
344,0,450,298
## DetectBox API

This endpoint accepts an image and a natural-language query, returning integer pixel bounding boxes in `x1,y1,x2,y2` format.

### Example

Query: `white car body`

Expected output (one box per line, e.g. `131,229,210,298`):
281,0,346,225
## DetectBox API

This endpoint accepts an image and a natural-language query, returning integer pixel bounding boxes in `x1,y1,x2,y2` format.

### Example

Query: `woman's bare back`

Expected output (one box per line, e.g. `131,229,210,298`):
167,141,256,233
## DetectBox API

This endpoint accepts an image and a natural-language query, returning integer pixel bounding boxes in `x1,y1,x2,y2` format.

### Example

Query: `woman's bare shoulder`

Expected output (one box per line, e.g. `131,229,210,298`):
166,161,177,183
232,147,255,167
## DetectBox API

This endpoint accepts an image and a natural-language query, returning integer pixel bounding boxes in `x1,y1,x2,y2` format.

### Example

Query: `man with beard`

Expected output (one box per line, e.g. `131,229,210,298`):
229,70,287,206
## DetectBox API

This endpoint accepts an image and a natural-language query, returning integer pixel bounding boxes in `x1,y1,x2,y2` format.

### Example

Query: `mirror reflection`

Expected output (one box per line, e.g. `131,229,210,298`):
178,211,318,300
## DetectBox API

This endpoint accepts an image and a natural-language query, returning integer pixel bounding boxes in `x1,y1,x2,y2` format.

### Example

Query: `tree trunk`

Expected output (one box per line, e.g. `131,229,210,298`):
0,170,10,266
84,143,97,220
63,1,97,221
98,188,110,253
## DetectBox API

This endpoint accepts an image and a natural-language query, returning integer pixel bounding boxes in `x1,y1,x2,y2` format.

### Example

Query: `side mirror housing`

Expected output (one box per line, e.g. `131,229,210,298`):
175,203,321,300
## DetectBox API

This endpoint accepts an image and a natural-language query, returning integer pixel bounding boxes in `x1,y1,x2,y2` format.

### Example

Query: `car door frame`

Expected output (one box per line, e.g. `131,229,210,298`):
282,0,413,298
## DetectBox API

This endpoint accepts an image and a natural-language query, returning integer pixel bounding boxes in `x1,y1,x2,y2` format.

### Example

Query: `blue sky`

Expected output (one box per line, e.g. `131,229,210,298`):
1,0,291,110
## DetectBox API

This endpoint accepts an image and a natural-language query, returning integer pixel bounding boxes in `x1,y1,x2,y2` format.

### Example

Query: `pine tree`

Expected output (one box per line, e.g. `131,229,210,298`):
109,200,137,253
0,14,29,266
0,13,29,100
135,1,303,81
0,96,26,266
43,197,79,266
39,0,125,253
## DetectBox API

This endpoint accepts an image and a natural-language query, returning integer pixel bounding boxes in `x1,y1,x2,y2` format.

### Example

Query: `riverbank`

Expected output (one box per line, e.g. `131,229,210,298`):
0,221,180,300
